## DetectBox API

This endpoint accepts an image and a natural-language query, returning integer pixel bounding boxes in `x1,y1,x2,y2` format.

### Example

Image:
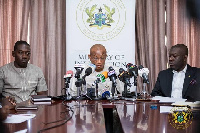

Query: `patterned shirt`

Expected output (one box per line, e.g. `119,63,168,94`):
0,62,48,103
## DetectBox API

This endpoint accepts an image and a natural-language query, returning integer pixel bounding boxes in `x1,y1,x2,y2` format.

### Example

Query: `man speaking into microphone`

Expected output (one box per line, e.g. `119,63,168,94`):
70,44,123,96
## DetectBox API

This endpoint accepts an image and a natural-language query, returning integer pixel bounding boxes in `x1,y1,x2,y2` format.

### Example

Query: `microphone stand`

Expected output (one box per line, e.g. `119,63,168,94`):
75,78,83,100
123,83,128,98
111,83,117,98
74,68,84,100
121,82,132,99
64,78,72,100
133,75,138,98
139,79,150,99
120,73,132,99
93,78,101,100
75,78,92,100
81,78,92,100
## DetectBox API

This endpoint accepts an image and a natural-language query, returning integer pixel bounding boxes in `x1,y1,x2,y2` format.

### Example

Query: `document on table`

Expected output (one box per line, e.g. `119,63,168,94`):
171,101,200,107
3,114,36,123
152,96,187,103
14,129,28,133
160,106,173,113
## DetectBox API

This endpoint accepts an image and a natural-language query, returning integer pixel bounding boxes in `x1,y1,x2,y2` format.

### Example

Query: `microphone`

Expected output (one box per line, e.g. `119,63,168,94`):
64,70,73,83
96,71,108,83
93,71,108,99
118,68,132,87
87,63,96,73
102,71,108,78
74,64,85,78
82,64,96,80
82,67,93,88
138,65,149,83
108,66,117,85
126,63,138,77
82,67,92,78
101,91,111,100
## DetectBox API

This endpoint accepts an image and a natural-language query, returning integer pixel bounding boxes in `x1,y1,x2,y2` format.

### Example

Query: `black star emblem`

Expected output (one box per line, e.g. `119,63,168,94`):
99,7,102,12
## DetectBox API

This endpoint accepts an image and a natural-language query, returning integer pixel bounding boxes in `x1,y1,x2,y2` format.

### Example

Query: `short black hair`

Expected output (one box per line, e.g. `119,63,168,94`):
14,40,30,51
171,44,188,56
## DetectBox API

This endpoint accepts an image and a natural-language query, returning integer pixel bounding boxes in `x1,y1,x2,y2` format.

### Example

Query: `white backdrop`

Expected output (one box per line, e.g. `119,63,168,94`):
66,0,135,72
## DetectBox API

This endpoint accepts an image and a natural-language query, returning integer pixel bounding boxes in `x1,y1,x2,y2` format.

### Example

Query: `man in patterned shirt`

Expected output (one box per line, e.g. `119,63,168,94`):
0,41,48,103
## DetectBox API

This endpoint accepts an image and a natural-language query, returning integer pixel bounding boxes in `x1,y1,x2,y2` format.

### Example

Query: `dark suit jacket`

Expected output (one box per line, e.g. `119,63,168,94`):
151,64,200,101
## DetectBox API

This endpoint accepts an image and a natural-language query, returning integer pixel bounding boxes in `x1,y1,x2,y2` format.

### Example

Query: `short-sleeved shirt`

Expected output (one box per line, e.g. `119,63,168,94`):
0,62,48,103
70,62,124,96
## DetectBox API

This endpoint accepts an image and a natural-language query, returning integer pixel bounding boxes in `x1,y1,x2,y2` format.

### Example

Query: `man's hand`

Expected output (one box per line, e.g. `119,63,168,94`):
6,96,16,106
0,105,10,121
2,96,17,110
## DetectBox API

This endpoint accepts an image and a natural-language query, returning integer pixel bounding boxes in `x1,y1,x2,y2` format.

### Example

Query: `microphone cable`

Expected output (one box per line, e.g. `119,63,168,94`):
37,99,74,133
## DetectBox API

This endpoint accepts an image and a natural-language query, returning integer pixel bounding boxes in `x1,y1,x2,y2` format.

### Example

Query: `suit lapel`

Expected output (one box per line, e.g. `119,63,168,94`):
182,65,195,97
166,69,173,97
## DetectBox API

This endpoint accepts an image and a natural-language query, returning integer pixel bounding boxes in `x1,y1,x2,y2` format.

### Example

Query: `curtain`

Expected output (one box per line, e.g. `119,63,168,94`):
135,0,167,93
29,0,66,96
166,0,200,67
0,0,31,66
136,0,200,93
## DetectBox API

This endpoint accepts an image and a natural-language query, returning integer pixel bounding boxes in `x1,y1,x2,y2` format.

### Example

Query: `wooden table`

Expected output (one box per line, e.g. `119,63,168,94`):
3,99,200,133
4,100,106,133
115,101,200,133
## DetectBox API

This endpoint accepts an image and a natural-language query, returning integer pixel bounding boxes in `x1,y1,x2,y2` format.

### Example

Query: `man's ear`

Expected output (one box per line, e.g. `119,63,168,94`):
88,54,91,59
12,51,15,57
184,55,188,62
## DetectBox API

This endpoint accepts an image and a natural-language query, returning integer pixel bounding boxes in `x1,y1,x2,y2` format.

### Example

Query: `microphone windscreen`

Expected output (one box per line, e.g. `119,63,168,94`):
119,68,125,73
108,66,116,77
108,66,114,71
126,63,133,68
102,71,108,79
85,67,92,76
64,70,73,78
127,63,138,76
138,65,144,70
138,68,149,77
66,70,73,75
118,68,125,79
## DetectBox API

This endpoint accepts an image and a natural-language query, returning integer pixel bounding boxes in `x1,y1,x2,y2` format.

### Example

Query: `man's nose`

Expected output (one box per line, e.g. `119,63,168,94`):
96,59,103,64
22,53,28,58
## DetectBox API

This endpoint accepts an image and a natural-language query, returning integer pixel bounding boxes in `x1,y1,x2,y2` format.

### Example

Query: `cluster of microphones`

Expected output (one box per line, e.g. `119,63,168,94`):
63,63,150,100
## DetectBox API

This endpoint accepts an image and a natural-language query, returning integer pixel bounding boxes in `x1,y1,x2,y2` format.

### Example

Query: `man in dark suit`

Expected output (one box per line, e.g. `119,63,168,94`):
151,44,200,101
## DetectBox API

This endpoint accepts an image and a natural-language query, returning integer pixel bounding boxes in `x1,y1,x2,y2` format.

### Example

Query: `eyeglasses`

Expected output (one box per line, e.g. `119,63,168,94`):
91,56,106,61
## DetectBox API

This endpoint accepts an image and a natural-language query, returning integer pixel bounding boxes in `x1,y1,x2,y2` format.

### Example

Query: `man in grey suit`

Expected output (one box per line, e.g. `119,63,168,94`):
151,44,200,101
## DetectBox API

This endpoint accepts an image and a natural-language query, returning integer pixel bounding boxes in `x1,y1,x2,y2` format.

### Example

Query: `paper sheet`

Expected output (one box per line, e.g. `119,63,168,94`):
14,129,28,133
171,101,200,107
160,106,173,113
3,114,36,124
152,96,187,103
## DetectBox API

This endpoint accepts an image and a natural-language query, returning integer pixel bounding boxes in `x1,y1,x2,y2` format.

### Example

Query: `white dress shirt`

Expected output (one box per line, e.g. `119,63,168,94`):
171,65,187,98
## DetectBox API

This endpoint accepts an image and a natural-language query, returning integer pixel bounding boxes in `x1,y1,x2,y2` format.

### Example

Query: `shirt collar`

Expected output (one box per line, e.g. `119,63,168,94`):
11,62,29,74
172,65,187,74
